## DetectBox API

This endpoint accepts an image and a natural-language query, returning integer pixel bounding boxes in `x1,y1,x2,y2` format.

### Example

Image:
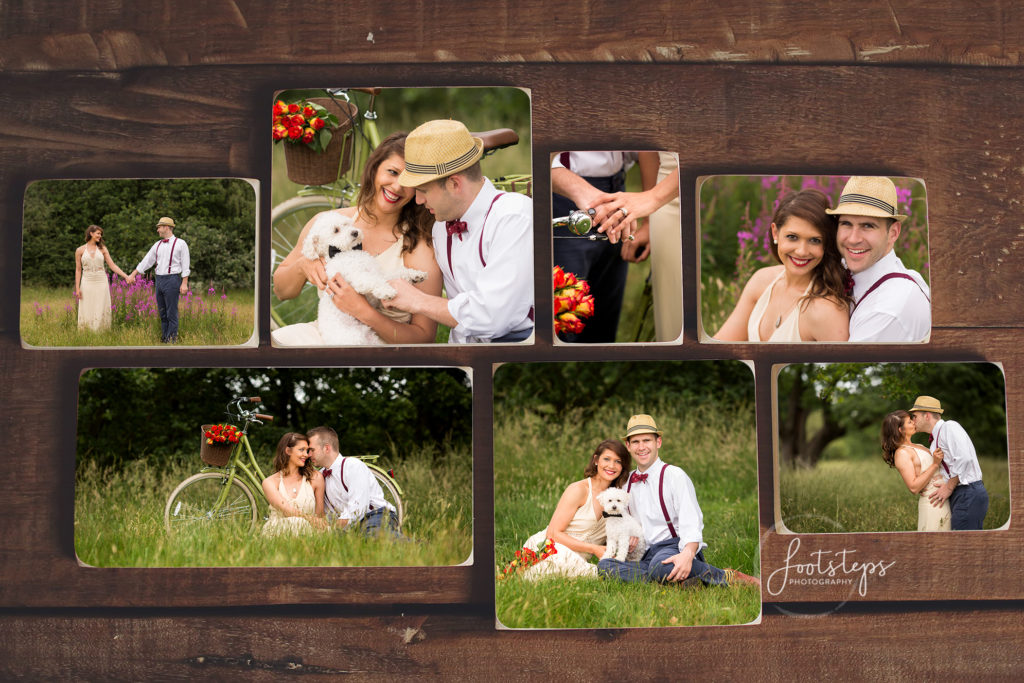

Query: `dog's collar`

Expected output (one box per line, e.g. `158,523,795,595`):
601,512,623,518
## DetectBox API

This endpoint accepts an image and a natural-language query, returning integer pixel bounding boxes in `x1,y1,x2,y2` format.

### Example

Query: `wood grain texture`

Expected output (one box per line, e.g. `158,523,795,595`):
0,608,1022,678
1,0,1023,675
3,1,1024,69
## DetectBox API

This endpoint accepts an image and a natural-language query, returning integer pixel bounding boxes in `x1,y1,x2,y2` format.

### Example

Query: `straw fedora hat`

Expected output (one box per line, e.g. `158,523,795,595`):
157,216,176,228
398,119,484,187
623,414,663,439
908,395,944,414
825,176,908,222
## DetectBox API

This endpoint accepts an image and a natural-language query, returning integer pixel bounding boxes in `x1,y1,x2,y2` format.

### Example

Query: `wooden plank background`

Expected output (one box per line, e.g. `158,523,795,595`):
2,1,1023,677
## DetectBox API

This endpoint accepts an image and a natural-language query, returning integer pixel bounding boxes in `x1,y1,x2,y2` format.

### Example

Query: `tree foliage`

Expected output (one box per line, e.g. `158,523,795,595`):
778,362,1007,467
494,360,754,418
23,179,255,289
77,368,471,469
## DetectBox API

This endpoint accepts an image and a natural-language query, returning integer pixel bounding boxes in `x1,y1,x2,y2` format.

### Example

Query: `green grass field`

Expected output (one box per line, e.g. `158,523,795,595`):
493,401,761,629
75,448,472,567
779,456,1010,533
21,285,255,347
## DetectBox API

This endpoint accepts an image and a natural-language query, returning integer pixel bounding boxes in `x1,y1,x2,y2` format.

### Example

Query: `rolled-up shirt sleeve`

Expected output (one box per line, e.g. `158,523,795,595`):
666,466,707,554
135,242,159,274
447,195,533,340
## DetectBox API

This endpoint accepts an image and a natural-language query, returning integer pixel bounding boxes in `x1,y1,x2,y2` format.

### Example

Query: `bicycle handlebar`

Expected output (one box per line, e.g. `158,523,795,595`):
247,396,261,403
253,413,274,421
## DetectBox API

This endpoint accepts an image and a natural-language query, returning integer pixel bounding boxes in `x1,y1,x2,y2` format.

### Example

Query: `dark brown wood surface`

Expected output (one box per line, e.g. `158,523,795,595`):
2,0,1023,677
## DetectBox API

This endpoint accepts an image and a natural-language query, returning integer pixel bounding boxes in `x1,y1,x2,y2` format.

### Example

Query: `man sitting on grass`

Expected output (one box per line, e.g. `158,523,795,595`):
597,414,760,587
306,426,398,535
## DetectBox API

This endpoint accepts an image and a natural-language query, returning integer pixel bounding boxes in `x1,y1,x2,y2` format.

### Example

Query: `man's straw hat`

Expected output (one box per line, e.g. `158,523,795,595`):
623,414,663,439
908,396,944,414
398,119,484,187
825,176,908,222
157,216,176,228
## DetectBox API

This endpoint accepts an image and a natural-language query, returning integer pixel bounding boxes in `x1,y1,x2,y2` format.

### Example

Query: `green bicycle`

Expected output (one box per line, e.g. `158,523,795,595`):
164,396,404,532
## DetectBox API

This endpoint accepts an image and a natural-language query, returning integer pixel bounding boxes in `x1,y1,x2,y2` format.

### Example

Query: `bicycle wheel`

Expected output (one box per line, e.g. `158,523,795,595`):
164,472,258,533
270,195,343,327
371,469,404,530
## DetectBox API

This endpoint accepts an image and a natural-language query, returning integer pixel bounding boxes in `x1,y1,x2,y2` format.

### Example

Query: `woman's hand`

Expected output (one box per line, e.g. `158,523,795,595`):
593,545,607,558
326,274,375,319
932,446,945,463
301,255,329,291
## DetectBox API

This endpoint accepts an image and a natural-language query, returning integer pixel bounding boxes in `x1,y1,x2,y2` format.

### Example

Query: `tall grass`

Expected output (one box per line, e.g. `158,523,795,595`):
21,283,254,347
75,446,472,567
779,456,1010,533
494,400,761,628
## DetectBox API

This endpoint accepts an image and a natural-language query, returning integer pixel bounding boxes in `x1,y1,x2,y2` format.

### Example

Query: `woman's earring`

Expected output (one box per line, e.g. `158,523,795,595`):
772,238,778,245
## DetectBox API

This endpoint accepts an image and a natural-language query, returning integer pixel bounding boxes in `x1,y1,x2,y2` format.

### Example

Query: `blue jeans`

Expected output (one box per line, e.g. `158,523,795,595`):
155,273,181,342
359,507,400,537
553,172,627,344
950,481,988,530
598,538,729,585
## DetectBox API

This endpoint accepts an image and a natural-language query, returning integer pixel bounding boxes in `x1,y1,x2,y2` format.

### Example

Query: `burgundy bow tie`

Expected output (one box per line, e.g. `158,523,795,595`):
161,238,170,243
629,472,648,485
322,468,332,479
446,220,468,240
927,434,933,445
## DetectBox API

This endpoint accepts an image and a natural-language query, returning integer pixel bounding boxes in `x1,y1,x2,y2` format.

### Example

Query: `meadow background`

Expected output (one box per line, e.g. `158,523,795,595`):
21,178,256,347
493,360,760,629
778,362,1010,533
700,175,929,337
75,367,473,567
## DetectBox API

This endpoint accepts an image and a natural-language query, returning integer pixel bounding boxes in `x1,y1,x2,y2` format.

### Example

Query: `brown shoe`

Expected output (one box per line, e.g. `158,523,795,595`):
724,568,761,587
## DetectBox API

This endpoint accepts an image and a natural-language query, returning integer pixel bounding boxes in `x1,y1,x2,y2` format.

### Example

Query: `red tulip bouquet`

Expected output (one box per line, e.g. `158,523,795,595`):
271,99,340,153
553,265,595,335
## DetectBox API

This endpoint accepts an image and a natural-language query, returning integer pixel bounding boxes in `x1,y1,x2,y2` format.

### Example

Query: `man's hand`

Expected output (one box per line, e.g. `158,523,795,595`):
125,272,136,286
662,549,695,582
382,279,421,313
621,221,651,262
929,481,954,507
628,536,640,554
179,282,188,295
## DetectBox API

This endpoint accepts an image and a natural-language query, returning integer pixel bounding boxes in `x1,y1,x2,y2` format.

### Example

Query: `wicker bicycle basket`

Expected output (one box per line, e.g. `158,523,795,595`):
200,424,236,467
283,98,358,186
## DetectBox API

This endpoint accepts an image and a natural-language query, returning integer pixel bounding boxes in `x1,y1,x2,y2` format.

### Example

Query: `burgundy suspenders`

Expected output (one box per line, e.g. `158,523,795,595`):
446,192,505,277
626,465,678,538
853,272,930,310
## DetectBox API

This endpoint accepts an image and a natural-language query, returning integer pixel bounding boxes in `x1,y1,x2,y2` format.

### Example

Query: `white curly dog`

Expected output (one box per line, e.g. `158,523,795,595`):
304,212,426,345
596,487,648,562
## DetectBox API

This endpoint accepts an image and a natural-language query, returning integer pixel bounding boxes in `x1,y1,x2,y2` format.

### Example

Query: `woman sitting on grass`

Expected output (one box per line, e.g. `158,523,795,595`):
714,189,852,342
514,440,632,580
261,432,327,536
880,410,951,531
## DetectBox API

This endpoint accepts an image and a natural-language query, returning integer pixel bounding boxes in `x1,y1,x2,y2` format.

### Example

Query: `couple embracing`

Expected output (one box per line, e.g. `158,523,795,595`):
260,426,396,537
273,119,533,345
515,414,758,588
882,396,989,532
715,176,930,343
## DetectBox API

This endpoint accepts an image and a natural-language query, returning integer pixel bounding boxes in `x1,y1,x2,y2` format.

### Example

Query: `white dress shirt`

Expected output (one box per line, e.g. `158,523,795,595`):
848,250,930,342
322,454,394,523
433,178,534,343
930,418,984,485
551,151,637,177
626,458,706,554
136,235,190,277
